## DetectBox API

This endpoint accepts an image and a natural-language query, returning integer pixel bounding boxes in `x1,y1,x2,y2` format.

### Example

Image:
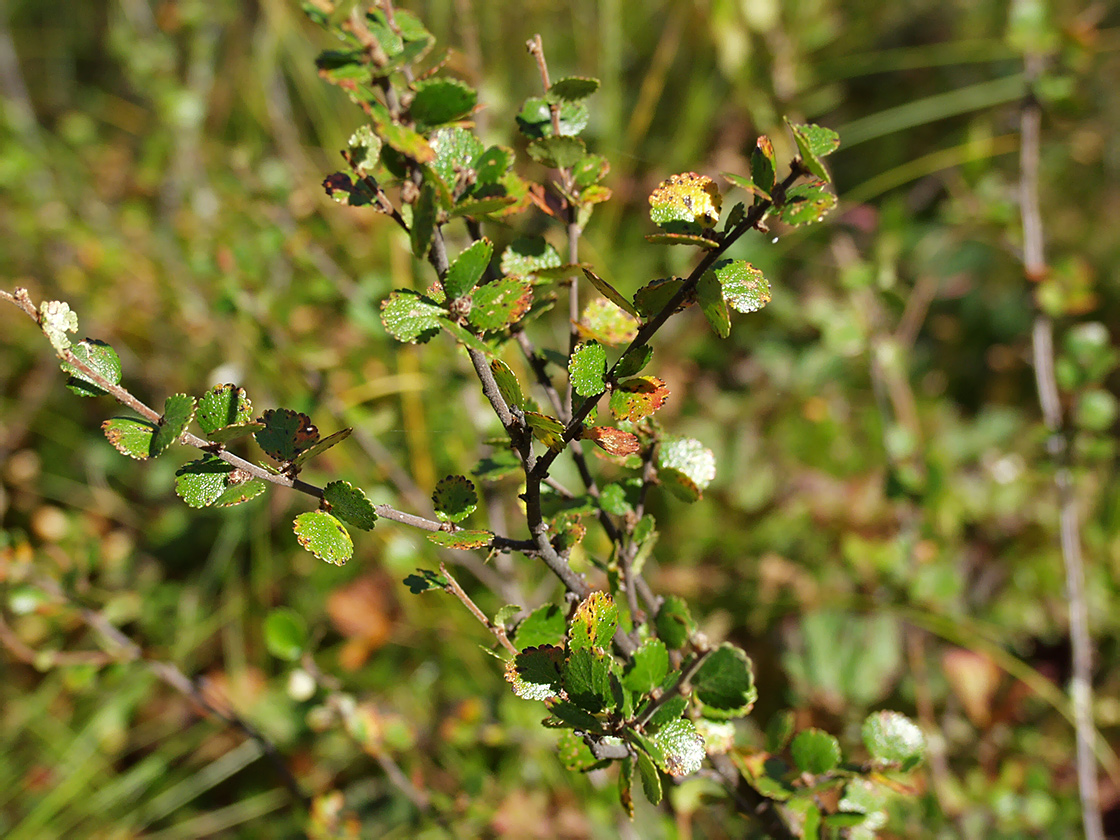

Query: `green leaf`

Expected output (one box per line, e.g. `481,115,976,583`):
547,76,600,102
723,201,746,232
657,436,716,502
693,643,757,719
644,232,719,249
766,710,796,753
102,417,157,460
410,77,477,128
696,271,731,339
494,604,521,632
578,297,639,346
204,422,264,444
432,475,478,523
778,180,837,226
380,290,445,343
39,300,78,353
410,181,436,259
515,96,589,138
648,172,721,232
527,136,586,169
505,644,564,700
175,456,235,507
545,697,605,731
1076,389,1119,431
721,171,770,201
791,728,842,775
568,342,607,397
633,277,693,319
647,718,705,777
655,596,694,650
212,477,267,507
473,448,521,481
614,345,653,378
568,591,618,652
750,135,776,196
264,608,307,661
371,109,435,163
150,393,195,457
609,377,669,423
635,749,663,804
292,427,352,467
323,480,377,530
293,510,353,566
63,339,120,397
429,126,484,190
786,119,840,181
622,639,669,695
559,731,609,772
581,268,639,318
712,259,770,314
562,646,615,713
500,236,562,278
445,238,493,299
572,153,609,188
862,711,925,768
403,568,447,594
197,384,254,435
787,796,823,839
473,145,514,185
255,408,319,463
524,411,564,450
514,603,566,650
347,124,382,175
646,695,688,730
426,529,493,549
489,360,526,408
467,278,533,332
440,320,495,355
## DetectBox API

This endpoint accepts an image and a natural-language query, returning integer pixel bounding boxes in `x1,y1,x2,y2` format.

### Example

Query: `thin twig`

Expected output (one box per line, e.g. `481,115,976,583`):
1019,54,1103,840
439,563,518,655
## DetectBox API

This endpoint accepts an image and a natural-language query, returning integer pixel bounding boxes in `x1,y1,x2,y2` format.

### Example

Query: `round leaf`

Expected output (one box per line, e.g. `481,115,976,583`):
862,711,925,767
102,417,157,460
410,77,477,127
648,718,705,777
547,76,600,102
432,474,478,523
198,384,254,435
648,172,721,231
791,728,842,775
293,510,353,566
712,259,770,314
175,456,235,508
514,603,566,650
324,480,378,530
255,408,319,463
568,341,607,397
500,236,562,277
150,393,196,458
692,643,757,718
380,290,445,343
467,277,533,332
64,339,121,397
609,376,669,423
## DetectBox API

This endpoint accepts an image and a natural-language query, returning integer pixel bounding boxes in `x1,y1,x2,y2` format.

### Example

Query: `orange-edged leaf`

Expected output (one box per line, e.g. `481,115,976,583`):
578,297,639,346
293,510,353,566
468,277,533,332
580,426,640,456
712,259,771,314
524,411,565,450
648,172,722,231
609,377,669,423
102,417,156,460
644,232,719,249
427,529,493,549
255,408,319,463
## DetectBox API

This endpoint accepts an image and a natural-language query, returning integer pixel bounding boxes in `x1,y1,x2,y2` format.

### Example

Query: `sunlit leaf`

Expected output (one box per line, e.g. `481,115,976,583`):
427,529,493,549
432,474,478,523
778,180,837,226
750,135,776,196
501,236,562,278
198,384,254,435
647,718,704,777
473,145,514,185
562,646,615,713
467,277,533,332
609,377,669,423
578,297,639,346
293,510,353,566
648,172,721,232
445,238,493,299
581,268,639,318
657,436,715,502
636,749,662,805
516,96,589,138
633,277,693,319
786,119,840,181
429,126,484,192
40,300,78,353
569,341,607,397
505,644,564,700
622,639,669,695
255,408,319,463
102,417,156,460
524,411,565,450
862,711,925,769
547,76,600,102
569,591,618,652
63,339,120,397
791,728,842,775
696,271,730,338
711,259,770,314
721,171,770,201
292,427,352,467
347,124,382,175
380,290,445,343
579,426,640,457
150,393,196,457
514,603,566,650
489,359,526,408
324,480,377,531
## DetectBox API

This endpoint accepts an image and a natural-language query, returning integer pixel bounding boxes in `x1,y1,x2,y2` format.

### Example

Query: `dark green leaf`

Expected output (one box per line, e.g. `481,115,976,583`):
547,76,600,102
545,697,605,732
292,427,352,467
197,384,254,435
150,393,195,457
473,145,514,185
473,448,522,481
562,647,615,713
619,757,634,818
293,510,353,566
646,694,688,730
403,568,447,594
572,153,609,188
323,480,377,530
514,603,566,650
633,277,693,319
614,345,653,378
432,474,478,523
410,77,477,128
515,96,589,138
696,271,731,338
410,181,436,259
255,408,319,463
655,596,694,649
64,339,120,397
766,710,796,753
506,644,564,700
778,181,837,226
444,238,492,299
581,268,639,317
693,643,757,718
635,748,662,804
622,639,669,695
750,135,776,195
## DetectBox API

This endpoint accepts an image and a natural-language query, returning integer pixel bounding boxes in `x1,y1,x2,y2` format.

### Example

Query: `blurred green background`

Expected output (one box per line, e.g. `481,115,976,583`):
2,0,1119,837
